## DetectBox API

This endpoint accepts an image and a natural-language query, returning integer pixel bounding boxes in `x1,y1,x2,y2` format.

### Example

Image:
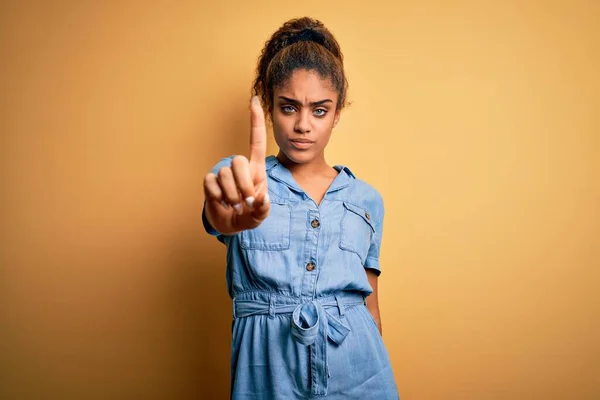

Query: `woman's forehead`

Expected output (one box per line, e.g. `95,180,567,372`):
274,69,338,100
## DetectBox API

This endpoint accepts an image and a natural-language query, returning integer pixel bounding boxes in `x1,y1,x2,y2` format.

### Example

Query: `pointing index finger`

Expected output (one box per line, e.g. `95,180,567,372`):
249,96,267,166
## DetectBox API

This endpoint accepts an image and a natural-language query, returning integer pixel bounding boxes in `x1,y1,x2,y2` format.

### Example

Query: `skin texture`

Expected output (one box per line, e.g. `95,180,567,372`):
367,270,383,335
203,97,270,235
272,69,341,205
203,69,383,335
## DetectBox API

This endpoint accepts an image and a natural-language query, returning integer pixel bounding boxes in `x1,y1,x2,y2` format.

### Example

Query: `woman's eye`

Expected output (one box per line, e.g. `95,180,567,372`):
314,109,327,117
282,106,296,113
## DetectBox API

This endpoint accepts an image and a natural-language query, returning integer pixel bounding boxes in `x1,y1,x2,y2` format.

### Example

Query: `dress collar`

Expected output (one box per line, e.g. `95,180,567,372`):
266,155,355,195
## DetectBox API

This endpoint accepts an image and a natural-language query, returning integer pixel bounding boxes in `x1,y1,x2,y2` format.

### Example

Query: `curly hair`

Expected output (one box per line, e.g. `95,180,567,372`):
252,17,348,115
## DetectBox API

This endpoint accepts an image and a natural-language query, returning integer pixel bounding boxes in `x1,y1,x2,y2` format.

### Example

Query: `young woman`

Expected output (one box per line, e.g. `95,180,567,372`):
202,17,399,399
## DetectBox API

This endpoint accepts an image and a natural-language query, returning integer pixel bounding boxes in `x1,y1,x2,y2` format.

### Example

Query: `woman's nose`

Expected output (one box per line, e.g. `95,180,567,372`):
294,110,311,133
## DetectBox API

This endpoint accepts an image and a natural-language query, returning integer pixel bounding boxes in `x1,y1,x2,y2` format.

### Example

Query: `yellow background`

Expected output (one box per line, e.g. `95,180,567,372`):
1,1,598,399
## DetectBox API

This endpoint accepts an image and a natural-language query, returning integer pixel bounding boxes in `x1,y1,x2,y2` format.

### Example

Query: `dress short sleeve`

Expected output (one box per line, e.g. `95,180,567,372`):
364,193,385,276
202,155,235,244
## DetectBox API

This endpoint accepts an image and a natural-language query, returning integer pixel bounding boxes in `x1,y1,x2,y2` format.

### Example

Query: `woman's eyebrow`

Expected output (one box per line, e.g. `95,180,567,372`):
277,96,333,106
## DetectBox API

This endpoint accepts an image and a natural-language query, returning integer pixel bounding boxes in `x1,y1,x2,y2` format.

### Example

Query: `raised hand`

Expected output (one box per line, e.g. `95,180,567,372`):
203,96,270,234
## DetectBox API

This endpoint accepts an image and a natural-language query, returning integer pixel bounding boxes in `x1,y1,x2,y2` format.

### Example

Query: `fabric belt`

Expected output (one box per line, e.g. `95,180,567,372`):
233,291,366,396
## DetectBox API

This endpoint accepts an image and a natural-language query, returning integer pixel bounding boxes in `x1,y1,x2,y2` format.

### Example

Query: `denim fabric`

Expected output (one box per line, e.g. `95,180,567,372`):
203,155,399,399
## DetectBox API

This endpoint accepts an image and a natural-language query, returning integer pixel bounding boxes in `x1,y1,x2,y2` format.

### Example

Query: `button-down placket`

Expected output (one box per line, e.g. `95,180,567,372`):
301,208,321,300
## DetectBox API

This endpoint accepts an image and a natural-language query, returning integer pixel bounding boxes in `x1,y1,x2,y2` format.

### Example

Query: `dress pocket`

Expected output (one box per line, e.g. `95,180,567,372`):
240,201,291,251
339,201,375,264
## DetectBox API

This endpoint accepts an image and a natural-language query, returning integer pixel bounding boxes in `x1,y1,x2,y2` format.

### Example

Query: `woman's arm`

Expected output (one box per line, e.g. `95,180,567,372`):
366,269,382,335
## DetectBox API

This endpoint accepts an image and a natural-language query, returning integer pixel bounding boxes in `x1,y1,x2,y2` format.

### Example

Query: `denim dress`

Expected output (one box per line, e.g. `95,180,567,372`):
202,155,399,399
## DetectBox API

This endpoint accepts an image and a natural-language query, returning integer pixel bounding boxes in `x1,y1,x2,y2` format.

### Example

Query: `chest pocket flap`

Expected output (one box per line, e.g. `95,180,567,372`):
339,201,375,264
240,201,291,251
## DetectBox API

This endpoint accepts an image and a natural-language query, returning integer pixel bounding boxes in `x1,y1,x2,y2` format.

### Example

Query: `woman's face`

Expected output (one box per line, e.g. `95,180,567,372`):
271,69,340,165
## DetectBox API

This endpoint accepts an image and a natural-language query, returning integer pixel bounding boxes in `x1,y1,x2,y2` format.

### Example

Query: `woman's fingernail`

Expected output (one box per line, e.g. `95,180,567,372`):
251,95,260,106
220,200,229,210
264,192,270,204
233,203,243,215
245,196,255,209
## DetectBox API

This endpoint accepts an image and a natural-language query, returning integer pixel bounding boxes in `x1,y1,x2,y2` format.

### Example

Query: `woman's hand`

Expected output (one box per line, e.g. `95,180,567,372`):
203,96,271,234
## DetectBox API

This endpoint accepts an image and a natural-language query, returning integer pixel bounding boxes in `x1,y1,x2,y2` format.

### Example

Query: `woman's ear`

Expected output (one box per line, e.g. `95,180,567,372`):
333,110,341,128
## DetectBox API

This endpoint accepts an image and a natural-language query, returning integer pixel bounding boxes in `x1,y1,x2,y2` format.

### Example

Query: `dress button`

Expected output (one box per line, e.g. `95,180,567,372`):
365,212,371,221
306,262,316,271
311,219,320,228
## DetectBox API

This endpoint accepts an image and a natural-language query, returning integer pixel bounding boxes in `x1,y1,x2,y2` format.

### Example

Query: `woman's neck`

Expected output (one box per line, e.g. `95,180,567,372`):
276,151,334,179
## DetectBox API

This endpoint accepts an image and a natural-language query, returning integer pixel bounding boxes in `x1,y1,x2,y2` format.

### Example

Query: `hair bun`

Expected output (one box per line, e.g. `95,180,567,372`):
286,28,326,47
253,17,348,113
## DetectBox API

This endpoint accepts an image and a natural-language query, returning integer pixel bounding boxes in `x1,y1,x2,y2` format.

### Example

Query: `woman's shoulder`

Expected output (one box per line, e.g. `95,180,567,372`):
340,168,384,217
207,155,235,174
208,154,276,174
351,177,383,200
339,165,382,200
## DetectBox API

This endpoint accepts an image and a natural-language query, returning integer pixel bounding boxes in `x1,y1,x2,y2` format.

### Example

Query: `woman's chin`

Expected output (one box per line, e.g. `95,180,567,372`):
281,148,315,164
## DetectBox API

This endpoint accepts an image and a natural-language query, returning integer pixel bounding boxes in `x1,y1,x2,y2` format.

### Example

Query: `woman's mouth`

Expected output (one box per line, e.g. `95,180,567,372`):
289,139,315,150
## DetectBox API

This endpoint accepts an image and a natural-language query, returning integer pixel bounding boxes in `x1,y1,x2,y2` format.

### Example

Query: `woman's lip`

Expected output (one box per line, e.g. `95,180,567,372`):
289,139,314,149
